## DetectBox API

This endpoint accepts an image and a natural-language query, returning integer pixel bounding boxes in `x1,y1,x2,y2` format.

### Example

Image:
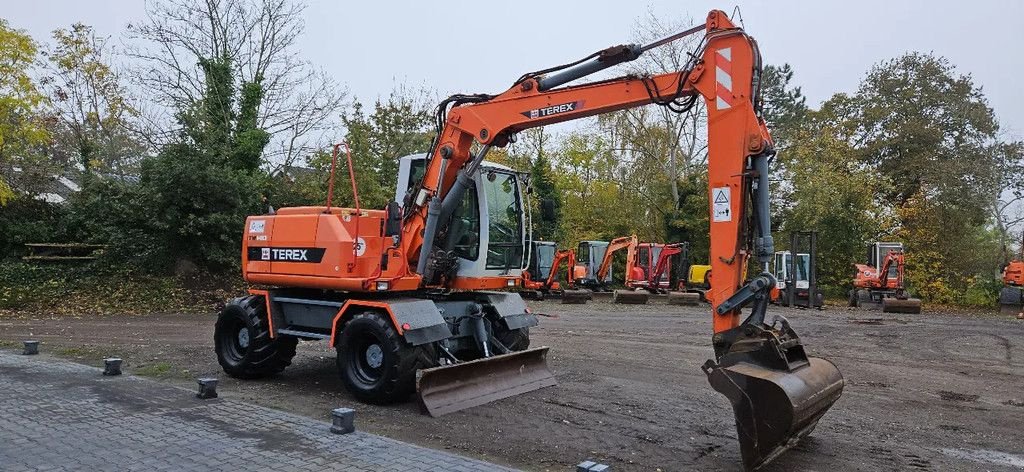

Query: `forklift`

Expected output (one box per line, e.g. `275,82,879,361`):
771,231,824,308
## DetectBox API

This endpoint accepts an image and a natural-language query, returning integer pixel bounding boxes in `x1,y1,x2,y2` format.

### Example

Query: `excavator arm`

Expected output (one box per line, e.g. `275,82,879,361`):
649,242,686,291
543,249,576,290
401,10,843,470
595,235,639,285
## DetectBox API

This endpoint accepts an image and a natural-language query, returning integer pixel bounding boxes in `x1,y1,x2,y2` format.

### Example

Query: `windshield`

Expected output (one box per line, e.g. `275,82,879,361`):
484,171,523,269
775,253,810,282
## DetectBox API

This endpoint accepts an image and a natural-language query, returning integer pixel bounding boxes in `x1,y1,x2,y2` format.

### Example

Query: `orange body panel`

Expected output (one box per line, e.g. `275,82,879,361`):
1004,260,1024,286
327,300,402,347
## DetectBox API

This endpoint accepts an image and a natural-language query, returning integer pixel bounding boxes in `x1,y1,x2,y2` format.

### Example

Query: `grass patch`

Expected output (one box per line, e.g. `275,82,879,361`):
134,362,174,377
0,261,245,316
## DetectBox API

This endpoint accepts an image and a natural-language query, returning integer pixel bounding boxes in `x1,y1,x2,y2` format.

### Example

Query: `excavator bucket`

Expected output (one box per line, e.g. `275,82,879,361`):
416,347,556,417
704,357,844,470
882,297,922,314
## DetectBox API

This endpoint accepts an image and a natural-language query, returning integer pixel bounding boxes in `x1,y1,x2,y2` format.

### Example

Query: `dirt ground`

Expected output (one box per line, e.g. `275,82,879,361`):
2,298,1023,471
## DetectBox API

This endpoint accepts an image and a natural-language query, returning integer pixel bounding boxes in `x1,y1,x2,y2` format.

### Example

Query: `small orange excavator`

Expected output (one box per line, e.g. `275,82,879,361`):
576,235,652,303
216,10,843,469
849,242,922,313
998,236,1024,316
521,245,590,303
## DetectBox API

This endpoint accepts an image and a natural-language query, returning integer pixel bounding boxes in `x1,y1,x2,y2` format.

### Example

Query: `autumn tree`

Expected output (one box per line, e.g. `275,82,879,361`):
0,19,49,203
43,23,143,178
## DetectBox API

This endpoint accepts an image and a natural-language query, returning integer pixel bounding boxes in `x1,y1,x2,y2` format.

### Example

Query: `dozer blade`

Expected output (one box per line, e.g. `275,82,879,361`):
417,346,556,417
883,297,922,314
561,289,591,304
704,357,844,470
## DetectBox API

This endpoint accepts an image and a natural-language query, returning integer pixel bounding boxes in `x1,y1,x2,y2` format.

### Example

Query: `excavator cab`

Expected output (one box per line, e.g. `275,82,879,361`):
396,154,531,279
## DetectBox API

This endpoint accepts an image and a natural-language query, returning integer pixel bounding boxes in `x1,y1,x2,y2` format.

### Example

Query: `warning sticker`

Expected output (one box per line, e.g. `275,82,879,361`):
712,187,731,222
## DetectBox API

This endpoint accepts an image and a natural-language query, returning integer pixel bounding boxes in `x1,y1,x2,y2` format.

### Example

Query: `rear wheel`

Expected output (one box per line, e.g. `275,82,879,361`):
336,311,434,404
215,296,297,379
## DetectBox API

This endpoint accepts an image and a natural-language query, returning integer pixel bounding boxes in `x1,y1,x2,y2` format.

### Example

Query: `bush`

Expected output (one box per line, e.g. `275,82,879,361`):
0,197,66,258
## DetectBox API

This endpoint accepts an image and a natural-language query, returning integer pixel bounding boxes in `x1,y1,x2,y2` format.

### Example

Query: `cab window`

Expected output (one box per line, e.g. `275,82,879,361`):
448,182,480,261
484,171,523,269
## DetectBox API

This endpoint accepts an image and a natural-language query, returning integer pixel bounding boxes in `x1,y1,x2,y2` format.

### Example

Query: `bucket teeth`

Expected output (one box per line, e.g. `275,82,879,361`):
417,347,556,417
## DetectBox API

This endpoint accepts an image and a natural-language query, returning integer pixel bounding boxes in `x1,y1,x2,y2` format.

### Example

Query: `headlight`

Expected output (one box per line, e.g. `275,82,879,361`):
375,281,389,291
506,278,516,287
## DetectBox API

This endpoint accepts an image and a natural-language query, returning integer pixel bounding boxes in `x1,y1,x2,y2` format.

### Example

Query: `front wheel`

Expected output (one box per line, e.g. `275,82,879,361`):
215,296,297,379
495,325,531,352
336,312,434,404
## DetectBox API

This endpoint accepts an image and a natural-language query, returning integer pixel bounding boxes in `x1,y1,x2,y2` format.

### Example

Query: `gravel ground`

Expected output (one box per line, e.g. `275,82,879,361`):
2,298,1023,471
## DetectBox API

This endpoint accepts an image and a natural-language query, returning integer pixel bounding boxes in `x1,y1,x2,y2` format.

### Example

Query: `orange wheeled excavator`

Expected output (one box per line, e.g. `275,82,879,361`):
215,10,843,470
999,234,1024,316
850,242,922,313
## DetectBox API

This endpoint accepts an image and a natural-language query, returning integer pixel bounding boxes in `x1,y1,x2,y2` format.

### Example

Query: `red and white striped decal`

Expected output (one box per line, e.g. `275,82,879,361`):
715,47,733,110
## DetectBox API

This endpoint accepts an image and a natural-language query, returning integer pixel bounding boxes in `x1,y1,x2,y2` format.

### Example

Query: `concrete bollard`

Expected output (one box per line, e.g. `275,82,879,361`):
22,340,39,355
196,378,218,399
577,461,610,472
331,407,356,434
103,358,123,376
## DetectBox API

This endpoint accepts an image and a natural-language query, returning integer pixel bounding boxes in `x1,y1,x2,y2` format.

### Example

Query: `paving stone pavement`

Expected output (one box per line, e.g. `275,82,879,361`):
0,350,519,471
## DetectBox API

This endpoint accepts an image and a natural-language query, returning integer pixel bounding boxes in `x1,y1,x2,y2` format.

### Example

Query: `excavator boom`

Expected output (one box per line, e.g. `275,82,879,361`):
399,9,843,469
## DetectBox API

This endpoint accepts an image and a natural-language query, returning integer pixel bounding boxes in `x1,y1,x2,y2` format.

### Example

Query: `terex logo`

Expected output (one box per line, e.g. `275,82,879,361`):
522,101,583,119
247,246,326,263
272,249,309,261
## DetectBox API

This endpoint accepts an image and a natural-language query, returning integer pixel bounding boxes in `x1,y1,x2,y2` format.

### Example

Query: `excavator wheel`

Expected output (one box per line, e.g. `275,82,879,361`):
336,311,435,404
561,289,590,304
999,287,1024,317
667,291,700,306
613,289,649,304
215,295,298,379
495,326,531,351
883,297,922,314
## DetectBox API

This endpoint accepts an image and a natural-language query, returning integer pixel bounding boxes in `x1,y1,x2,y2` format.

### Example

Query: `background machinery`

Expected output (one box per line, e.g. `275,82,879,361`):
576,235,651,304
575,240,613,288
520,240,556,299
998,233,1024,316
521,242,589,303
215,10,843,470
771,231,824,308
849,242,922,314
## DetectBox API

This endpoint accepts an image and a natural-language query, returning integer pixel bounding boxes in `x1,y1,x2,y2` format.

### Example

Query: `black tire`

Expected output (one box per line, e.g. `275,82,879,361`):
215,296,297,379
848,289,858,307
336,311,434,404
495,325,531,352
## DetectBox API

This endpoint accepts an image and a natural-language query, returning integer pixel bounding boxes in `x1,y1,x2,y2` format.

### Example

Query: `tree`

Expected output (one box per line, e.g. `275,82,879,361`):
126,0,347,167
760,63,808,150
43,23,142,177
0,19,49,204
529,151,561,241
271,88,434,210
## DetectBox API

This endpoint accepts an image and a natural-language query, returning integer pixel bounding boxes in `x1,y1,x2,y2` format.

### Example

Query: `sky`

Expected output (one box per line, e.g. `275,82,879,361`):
4,0,1024,139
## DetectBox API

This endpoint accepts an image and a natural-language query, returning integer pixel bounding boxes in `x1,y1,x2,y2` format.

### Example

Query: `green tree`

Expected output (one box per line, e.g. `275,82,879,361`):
529,151,561,241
